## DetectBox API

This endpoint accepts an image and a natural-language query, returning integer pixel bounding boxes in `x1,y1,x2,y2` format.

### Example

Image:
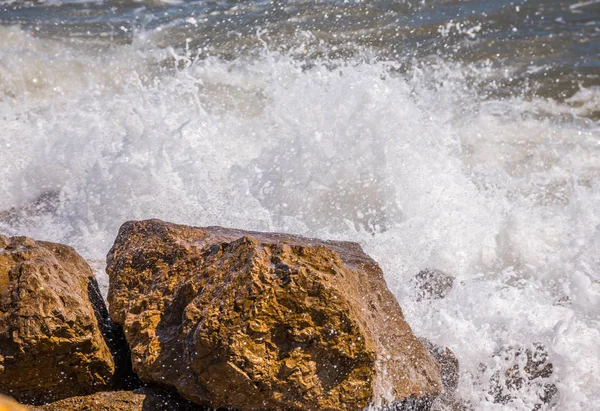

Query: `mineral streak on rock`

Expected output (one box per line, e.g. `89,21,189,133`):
107,219,442,410
0,235,116,404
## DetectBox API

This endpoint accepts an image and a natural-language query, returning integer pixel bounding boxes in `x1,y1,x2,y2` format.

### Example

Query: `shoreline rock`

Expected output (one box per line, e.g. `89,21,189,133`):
107,219,443,410
0,235,117,404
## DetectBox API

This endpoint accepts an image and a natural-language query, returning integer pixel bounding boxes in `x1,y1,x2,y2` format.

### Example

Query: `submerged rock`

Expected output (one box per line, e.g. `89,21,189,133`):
420,339,459,393
485,343,557,410
412,269,455,301
420,339,466,411
107,219,442,410
31,387,205,411
0,192,60,226
0,235,116,404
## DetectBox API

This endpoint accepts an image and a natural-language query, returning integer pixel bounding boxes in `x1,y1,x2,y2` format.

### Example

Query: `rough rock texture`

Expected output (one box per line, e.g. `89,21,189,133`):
0,235,116,404
420,340,466,411
31,388,206,411
0,394,28,411
107,219,442,410
412,269,454,301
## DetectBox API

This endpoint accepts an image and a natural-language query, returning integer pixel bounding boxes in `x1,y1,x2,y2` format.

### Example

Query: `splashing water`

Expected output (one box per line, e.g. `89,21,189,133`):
0,6,599,408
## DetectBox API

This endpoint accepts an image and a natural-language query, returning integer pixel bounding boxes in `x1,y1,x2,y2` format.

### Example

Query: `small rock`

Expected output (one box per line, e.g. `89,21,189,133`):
107,219,443,410
412,269,455,301
0,236,117,404
0,394,28,411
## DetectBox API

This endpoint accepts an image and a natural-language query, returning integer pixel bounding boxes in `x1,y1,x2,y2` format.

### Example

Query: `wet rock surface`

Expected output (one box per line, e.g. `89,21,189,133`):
0,192,60,226
412,269,455,301
107,219,442,410
420,339,459,393
485,343,557,410
30,388,206,411
0,235,116,404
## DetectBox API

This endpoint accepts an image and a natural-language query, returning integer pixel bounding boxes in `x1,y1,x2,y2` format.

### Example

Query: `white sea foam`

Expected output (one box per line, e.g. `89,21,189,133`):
1,26,599,410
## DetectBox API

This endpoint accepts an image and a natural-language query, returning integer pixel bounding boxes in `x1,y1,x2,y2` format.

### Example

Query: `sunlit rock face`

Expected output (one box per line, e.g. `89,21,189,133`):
0,236,116,404
107,219,442,410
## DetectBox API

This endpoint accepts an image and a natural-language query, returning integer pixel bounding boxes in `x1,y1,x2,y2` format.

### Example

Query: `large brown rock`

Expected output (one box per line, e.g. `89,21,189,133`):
0,235,116,404
107,219,442,410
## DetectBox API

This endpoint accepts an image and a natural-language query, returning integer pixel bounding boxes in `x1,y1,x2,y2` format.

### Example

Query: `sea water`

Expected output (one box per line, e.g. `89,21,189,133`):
0,0,599,409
